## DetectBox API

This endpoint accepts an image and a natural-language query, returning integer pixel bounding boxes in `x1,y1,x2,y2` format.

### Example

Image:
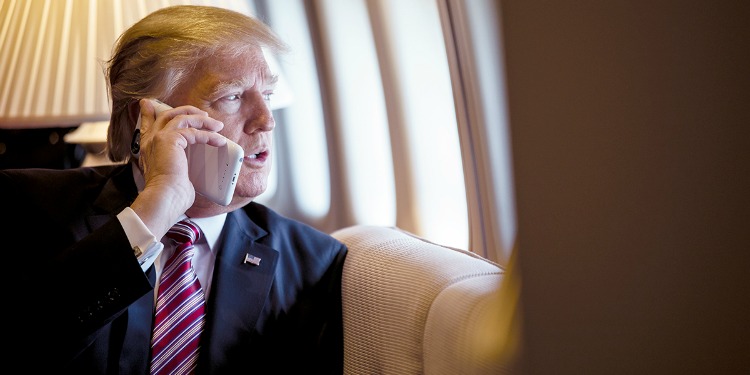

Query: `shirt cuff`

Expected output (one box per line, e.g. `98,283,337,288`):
117,207,164,272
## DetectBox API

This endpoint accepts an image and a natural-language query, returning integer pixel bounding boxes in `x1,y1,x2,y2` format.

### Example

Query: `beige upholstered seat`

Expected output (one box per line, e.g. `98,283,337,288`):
332,225,511,374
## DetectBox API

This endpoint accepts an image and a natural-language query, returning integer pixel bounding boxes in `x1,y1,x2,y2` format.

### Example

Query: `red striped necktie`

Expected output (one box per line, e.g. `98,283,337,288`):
150,219,206,375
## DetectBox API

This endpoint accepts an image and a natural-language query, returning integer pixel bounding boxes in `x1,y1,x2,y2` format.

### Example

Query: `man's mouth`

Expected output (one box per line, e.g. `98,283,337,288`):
245,150,268,161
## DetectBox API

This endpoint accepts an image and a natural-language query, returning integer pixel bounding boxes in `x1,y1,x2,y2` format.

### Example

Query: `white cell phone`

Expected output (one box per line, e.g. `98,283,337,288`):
137,99,244,206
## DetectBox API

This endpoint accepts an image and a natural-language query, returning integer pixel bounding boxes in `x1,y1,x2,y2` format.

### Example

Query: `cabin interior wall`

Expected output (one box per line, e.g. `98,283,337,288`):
501,1,750,373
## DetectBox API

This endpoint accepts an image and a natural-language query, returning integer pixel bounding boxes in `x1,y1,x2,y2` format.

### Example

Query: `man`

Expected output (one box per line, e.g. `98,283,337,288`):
3,5,346,374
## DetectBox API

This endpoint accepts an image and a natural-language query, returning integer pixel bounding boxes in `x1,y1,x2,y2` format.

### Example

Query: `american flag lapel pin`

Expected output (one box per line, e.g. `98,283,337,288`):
244,253,261,266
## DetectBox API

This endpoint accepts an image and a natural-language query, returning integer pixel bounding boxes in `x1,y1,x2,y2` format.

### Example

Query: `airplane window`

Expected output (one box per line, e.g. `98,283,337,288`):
369,0,469,250
257,0,472,249
316,0,397,226
257,0,332,220
440,0,514,262
255,0,502,253
463,0,516,262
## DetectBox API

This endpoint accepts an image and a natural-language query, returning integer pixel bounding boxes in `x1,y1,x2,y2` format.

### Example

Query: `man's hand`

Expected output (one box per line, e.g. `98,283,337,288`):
129,98,228,239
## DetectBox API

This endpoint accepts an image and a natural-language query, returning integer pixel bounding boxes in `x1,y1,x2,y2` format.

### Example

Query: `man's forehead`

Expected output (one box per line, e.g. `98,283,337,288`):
192,52,275,91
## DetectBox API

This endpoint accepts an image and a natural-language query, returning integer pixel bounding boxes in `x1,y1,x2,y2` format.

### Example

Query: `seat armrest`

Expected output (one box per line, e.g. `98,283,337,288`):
332,225,506,374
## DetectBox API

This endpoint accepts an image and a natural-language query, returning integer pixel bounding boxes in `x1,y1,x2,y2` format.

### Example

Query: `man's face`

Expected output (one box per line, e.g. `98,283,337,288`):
170,47,277,202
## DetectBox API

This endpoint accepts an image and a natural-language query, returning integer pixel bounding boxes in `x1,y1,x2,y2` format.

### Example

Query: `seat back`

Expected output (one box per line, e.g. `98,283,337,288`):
332,225,507,374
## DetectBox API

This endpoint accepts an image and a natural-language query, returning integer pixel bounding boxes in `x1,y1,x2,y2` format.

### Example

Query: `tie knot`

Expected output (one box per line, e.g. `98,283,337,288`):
166,219,201,245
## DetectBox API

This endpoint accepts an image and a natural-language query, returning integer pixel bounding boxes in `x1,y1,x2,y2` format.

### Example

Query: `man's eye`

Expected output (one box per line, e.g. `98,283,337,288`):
263,92,273,101
226,94,241,101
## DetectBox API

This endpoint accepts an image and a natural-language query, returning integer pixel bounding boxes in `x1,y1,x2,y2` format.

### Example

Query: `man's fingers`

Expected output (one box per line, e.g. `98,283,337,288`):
178,127,230,148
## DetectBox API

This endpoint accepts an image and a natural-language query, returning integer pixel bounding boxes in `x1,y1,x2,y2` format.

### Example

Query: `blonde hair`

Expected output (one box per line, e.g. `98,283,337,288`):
104,5,287,162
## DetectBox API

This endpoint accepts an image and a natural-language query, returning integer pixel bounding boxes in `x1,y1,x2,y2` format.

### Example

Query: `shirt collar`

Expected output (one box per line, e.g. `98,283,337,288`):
189,214,227,252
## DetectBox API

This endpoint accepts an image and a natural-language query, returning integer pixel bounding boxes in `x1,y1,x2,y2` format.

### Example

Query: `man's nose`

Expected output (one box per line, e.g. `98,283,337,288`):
242,93,275,134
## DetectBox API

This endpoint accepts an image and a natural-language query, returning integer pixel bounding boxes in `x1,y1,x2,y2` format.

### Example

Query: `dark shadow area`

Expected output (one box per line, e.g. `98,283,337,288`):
0,127,84,170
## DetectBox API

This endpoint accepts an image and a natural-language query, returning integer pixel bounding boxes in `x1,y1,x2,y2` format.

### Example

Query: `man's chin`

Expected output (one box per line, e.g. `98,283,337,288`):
234,179,267,200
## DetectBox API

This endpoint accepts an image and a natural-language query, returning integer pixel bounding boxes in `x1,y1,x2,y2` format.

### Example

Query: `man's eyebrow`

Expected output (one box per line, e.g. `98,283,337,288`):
258,64,279,87
210,73,279,95
264,72,279,87
209,79,244,95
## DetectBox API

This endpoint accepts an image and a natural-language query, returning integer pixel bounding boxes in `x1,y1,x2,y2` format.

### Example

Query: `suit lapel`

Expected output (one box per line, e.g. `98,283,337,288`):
200,209,279,368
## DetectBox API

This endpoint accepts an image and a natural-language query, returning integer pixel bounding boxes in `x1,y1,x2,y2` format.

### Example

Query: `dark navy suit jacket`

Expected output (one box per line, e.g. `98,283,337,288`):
3,163,347,374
